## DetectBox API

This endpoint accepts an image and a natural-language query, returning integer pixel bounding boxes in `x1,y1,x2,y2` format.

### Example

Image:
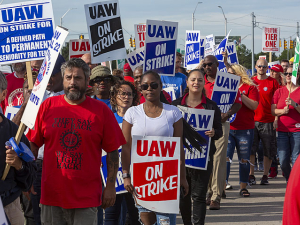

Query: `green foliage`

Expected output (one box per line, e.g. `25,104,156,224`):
278,49,295,62
61,42,69,61
236,44,252,69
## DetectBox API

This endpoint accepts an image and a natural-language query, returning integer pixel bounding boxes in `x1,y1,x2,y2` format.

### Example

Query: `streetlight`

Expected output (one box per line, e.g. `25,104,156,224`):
60,8,76,27
192,2,202,30
218,6,227,36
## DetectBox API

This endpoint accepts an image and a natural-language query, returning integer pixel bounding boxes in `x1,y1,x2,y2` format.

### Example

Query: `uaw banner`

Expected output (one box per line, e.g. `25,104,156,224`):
213,31,231,72
211,71,240,114
292,37,300,85
226,42,239,64
204,34,214,56
0,0,55,64
184,30,201,70
101,148,126,194
131,135,180,214
84,0,126,63
127,47,144,71
69,39,90,59
177,106,214,170
262,27,280,52
21,26,68,129
143,20,178,76
4,106,20,121
134,24,146,48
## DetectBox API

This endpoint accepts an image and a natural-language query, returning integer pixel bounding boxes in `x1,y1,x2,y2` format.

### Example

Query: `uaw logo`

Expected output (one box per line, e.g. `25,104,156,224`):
33,60,47,92
8,88,23,106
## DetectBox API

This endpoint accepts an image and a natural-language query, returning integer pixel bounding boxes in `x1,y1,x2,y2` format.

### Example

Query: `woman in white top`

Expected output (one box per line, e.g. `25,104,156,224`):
122,70,189,225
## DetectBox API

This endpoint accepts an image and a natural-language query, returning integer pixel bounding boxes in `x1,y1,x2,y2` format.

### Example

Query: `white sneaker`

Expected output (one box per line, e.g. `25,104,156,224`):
226,183,233,190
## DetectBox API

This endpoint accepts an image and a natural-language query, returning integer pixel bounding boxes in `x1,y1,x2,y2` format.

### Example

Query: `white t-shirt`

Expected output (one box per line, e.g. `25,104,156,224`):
124,103,182,137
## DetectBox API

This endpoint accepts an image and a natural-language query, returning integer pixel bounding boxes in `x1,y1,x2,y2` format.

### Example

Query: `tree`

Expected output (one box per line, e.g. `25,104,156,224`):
61,42,69,60
255,51,278,62
236,44,252,69
278,49,295,62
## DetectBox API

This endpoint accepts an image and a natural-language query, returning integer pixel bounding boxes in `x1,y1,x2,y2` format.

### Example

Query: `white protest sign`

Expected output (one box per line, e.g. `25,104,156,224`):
69,39,90,59
117,59,126,69
4,106,20,121
143,20,178,76
205,34,214,56
127,47,144,71
0,198,8,225
184,30,201,70
262,27,280,52
134,24,146,48
178,106,214,170
0,0,55,64
21,27,69,129
84,0,126,64
267,61,280,76
259,55,266,60
226,42,239,64
211,71,240,114
131,135,180,214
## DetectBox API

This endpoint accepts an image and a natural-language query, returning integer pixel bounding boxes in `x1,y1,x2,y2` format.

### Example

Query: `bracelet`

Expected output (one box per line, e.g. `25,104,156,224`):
122,173,131,179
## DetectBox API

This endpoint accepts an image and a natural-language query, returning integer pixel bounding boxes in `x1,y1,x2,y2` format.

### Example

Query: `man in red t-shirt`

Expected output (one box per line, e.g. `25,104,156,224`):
202,55,242,210
249,59,279,185
1,62,26,114
29,58,126,224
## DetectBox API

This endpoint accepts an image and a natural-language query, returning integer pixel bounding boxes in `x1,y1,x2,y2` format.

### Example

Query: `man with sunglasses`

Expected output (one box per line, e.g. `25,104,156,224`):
90,65,117,110
202,55,242,210
249,59,280,185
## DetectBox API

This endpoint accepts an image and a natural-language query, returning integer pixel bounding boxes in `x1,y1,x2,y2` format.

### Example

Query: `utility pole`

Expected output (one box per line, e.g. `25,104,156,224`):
251,12,255,76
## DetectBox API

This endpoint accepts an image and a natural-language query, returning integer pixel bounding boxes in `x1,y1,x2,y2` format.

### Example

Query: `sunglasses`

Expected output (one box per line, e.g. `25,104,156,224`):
118,91,135,98
202,62,214,68
257,65,267,69
93,77,112,84
140,82,159,91
284,72,293,76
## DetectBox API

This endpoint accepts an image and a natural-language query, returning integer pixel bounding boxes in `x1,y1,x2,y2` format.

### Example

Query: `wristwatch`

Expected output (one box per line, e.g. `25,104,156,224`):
122,173,131,179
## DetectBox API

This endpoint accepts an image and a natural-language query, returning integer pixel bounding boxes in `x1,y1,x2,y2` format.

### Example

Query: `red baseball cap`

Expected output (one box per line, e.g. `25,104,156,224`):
270,64,283,73
123,63,132,72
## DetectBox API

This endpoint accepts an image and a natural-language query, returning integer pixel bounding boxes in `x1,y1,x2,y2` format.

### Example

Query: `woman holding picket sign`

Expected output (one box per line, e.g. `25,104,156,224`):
172,68,222,225
223,52,259,197
121,70,205,225
104,80,140,225
271,66,300,181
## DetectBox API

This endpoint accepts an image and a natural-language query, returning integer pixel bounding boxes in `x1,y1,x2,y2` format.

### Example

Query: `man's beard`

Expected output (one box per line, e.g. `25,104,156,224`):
64,85,85,101
13,63,26,72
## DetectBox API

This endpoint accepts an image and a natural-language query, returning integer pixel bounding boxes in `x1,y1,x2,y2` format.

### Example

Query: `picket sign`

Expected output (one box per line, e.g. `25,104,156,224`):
4,106,20,121
262,27,280,52
117,59,126,69
213,31,231,72
143,20,178,76
0,0,55,65
134,24,146,48
131,135,180,214
177,106,214,170
204,34,214,56
211,71,240,114
69,39,90,59
127,47,144,71
84,0,126,64
226,42,239,64
184,30,201,70
0,198,8,225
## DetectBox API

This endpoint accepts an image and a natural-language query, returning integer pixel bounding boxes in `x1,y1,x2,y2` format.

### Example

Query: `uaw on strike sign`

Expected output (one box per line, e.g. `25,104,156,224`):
131,136,180,214
262,27,280,52
0,0,55,64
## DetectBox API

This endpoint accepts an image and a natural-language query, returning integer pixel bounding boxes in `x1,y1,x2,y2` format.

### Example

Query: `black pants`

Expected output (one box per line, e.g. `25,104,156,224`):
31,159,42,225
180,160,213,225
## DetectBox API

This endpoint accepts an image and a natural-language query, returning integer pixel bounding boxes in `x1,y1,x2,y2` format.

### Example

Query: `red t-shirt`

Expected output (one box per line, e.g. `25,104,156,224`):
230,84,260,130
29,95,126,209
139,90,172,104
181,93,206,109
204,74,242,104
283,156,300,225
1,72,24,114
272,86,300,132
253,76,279,123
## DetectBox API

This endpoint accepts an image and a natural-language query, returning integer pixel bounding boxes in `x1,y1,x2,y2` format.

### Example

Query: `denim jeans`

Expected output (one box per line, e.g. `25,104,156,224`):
136,205,176,225
226,129,254,184
180,160,213,225
277,131,300,181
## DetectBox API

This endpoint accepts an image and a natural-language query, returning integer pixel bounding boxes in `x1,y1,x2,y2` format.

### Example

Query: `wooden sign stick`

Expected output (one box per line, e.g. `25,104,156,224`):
1,62,33,180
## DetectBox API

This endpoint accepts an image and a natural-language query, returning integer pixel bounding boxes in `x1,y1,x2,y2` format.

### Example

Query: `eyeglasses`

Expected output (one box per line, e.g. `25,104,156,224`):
202,62,214,68
93,77,112,84
140,82,159,90
118,91,135,98
257,65,268,69
284,72,293,76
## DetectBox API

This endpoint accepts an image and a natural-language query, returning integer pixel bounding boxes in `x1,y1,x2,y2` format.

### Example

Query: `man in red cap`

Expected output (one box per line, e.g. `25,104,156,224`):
123,63,134,83
270,64,284,87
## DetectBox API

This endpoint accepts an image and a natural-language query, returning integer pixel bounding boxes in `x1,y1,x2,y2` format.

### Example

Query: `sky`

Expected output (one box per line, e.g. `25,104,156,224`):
4,0,300,57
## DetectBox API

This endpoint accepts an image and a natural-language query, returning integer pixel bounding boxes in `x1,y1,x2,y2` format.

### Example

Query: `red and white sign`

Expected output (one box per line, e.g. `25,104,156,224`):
131,135,180,214
262,27,280,52
69,39,91,59
259,55,266,60
134,24,146,48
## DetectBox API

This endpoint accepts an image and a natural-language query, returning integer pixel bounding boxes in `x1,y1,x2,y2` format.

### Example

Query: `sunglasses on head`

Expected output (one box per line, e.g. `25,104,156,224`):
257,65,267,69
93,77,112,84
202,62,214,68
140,82,159,91
284,72,293,76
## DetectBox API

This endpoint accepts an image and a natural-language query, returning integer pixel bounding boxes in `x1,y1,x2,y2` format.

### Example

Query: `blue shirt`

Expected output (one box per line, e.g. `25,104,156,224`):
95,96,113,110
161,72,187,101
114,112,123,124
